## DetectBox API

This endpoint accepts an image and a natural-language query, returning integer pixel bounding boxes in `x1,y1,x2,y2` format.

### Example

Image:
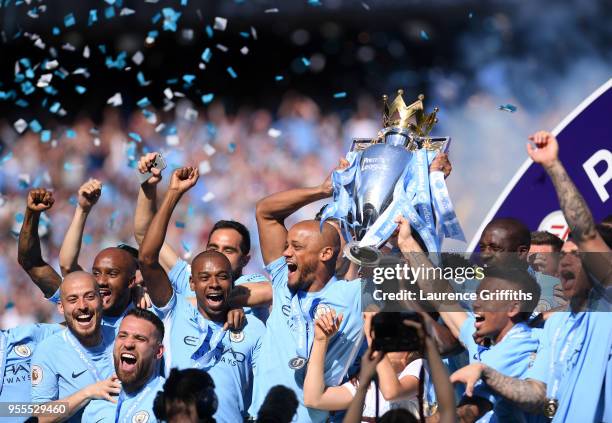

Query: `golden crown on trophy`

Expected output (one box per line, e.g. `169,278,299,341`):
382,89,440,138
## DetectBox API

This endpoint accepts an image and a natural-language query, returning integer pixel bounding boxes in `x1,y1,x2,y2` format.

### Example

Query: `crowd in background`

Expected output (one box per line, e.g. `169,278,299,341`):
0,93,382,327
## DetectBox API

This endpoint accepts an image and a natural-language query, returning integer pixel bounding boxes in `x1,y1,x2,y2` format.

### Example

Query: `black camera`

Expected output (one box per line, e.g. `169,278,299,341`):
371,311,423,352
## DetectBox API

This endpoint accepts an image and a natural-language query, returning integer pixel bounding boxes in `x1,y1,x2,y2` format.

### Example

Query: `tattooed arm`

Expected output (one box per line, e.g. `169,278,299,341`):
451,363,546,414
527,131,611,286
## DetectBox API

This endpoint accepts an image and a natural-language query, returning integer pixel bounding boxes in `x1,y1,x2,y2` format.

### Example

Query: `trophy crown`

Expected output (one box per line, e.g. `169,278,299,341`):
383,90,440,137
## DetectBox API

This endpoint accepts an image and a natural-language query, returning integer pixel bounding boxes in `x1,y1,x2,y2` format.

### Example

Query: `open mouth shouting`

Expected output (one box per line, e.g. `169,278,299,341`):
73,311,96,331
119,351,138,374
474,313,486,331
560,270,576,292
286,260,299,281
99,287,112,307
204,292,226,311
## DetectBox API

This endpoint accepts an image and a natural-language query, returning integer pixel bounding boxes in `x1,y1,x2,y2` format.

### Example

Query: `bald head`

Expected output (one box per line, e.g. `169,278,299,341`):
94,247,138,275
192,250,232,273
291,220,341,254
61,271,98,297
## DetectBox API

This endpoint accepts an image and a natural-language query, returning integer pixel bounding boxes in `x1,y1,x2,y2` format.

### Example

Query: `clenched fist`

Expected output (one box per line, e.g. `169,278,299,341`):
27,189,54,212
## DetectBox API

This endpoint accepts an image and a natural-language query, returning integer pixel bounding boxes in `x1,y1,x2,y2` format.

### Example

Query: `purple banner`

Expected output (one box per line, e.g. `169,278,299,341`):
469,79,612,249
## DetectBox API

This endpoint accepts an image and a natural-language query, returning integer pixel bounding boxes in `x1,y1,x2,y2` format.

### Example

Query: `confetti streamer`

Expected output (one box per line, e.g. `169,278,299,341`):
498,104,518,113
333,91,347,98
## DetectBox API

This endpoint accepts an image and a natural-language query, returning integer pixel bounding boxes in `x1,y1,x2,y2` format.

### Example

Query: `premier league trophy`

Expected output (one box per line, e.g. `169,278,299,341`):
320,90,465,266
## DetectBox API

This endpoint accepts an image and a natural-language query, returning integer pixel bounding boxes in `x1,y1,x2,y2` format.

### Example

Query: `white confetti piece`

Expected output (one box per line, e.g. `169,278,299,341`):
120,8,135,16
36,73,52,88
268,128,282,138
199,160,211,175
155,123,166,133
265,8,278,13
132,51,144,65
44,60,59,70
107,92,123,106
203,144,216,156
34,38,45,49
163,88,173,99
216,44,228,52
166,134,179,146
213,17,227,31
185,108,198,122
14,119,28,134
202,192,215,202
83,45,90,58
240,46,249,55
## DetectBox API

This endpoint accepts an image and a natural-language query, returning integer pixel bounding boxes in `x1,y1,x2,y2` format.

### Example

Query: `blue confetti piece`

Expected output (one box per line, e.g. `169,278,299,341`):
109,210,120,229
301,57,311,67
75,85,87,94
105,51,127,70
175,221,186,228
104,6,115,19
151,12,161,24
166,77,178,84
19,58,31,68
25,68,35,79
201,48,212,63
88,10,98,26
275,75,284,81
69,196,78,206
43,86,58,95
52,27,60,36
15,213,24,224
308,0,322,5
498,104,518,113
187,205,194,216
20,81,35,95
64,162,74,171
182,74,196,85
137,97,151,108
239,32,250,38
66,128,76,139
420,30,429,40
181,240,191,252
136,72,148,86
64,13,75,27
181,0,188,5
201,93,214,104
83,234,93,245
205,25,213,38
54,69,68,79
333,91,347,98
226,67,237,78
207,122,217,137
104,0,116,4
30,119,42,133
162,8,181,32
128,132,142,142
0,152,13,165
49,102,61,113
0,90,16,100
98,44,107,54
228,142,236,153
15,99,29,108
40,130,51,143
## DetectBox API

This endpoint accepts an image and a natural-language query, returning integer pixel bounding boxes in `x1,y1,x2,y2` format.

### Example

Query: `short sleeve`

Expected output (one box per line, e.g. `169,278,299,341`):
47,288,61,304
264,256,288,289
458,315,479,362
399,359,423,380
168,258,193,296
150,290,178,320
341,381,357,398
30,341,59,402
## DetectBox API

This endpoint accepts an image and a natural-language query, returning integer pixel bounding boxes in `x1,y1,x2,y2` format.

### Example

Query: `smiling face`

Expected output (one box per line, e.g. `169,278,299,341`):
59,272,103,345
558,239,591,302
92,248,136,316
207,228,249,279
190,252,233,321
114,315,163,393
471,277,520,344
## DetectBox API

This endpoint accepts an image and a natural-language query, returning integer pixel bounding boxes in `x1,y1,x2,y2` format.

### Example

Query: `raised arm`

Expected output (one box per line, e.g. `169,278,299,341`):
342,346,384,423
134,152,180,272
450,363,546,414
527,131,611,285
304,311,352,411
395,216,468,337
139,167,199,307
36,376,121,423
227,282,273,308
256,159,348,265
17,189,62,298
58,179,102,276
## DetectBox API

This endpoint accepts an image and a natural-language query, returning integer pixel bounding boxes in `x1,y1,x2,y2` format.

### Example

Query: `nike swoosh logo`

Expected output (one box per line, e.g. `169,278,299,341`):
71,370,87,379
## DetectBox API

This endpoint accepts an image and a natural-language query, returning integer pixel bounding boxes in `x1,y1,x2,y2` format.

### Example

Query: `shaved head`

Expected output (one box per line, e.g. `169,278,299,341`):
291,220,341,255
94,247,138,274
192,250,232,274
61,271,98,297
92,247,137,316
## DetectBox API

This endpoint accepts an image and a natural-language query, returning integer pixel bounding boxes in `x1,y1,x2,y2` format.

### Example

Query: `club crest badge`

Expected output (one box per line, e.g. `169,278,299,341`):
14,344,32,358
132,411,149,423
229,330,244,343
314,303,332,320
288,357,307,370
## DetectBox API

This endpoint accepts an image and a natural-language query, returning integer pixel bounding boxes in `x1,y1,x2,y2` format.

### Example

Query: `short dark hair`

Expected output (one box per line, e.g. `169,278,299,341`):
124,308,164,342
530,231,564,252
484,265,541,320
257,385,298,423
209,220,251,255
154,368,217,422
596,224,612,248
484,218,531,250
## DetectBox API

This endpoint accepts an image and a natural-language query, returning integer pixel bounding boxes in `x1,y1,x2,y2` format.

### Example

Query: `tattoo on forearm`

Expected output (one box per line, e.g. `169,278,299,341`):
482,366,546,413
546,161,596,242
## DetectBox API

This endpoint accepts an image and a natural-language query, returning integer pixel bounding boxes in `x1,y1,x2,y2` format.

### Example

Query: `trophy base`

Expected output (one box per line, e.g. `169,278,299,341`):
344,241,382,267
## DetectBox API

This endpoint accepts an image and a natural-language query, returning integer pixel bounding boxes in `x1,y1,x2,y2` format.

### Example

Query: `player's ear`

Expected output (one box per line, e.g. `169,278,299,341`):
58,302,64,315
239,253,251,268
507,301,521,320
189,275,195,291
156,342,164,360
319,246,334,262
